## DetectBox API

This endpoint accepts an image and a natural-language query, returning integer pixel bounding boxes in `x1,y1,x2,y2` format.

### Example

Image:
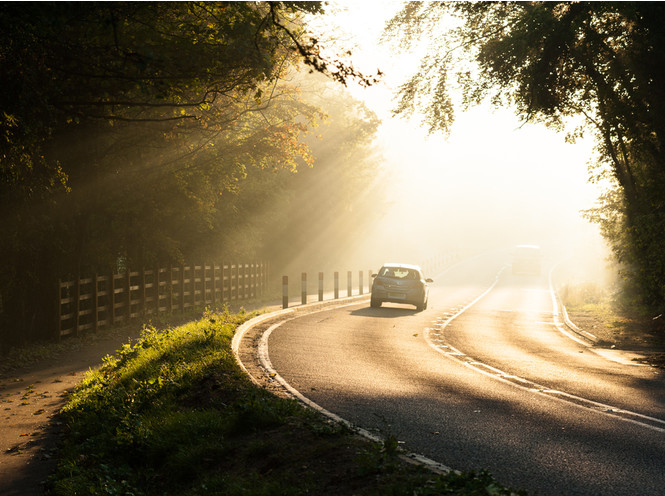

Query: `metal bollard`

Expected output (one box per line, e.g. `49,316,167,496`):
318,272,324,301
282,275,288,308
301,272,307,305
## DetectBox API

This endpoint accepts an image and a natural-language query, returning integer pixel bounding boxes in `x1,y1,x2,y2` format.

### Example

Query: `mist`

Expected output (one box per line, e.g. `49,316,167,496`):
272,75,608,290
272,2,611,288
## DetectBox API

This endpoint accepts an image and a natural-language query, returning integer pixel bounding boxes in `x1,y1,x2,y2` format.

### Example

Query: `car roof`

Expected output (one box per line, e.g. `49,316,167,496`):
380,263,423,271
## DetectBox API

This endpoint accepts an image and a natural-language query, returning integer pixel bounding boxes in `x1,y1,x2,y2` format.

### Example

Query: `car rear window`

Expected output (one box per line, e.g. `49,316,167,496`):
380,267,419,280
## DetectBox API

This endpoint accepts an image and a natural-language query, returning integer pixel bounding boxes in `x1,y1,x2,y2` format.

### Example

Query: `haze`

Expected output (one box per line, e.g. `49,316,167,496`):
277,1,610,287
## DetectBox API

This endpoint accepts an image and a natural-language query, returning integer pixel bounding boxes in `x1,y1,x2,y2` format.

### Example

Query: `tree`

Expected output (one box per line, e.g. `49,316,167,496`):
0,2,374,347
386,2,665,313
257,73,384,274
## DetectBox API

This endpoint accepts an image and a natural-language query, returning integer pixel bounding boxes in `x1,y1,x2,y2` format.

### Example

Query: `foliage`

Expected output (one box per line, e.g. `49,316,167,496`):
386,2,665,316
0,2,382,347
49,309,525,496
258,72,385,273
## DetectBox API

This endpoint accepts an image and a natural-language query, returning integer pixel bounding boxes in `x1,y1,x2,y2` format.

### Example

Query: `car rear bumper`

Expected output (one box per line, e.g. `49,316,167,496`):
371,287,425,305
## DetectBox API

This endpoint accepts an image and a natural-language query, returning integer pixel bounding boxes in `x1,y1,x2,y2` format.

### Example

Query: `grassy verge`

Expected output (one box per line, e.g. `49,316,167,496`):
559,282,665,368
47,308,525,495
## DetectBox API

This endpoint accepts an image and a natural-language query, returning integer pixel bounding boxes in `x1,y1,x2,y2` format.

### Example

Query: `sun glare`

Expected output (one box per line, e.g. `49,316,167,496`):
305,1,605,265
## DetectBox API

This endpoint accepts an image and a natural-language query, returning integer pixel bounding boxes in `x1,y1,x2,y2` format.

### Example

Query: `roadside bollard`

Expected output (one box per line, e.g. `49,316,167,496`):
334,271,339,299
301,272,307,305
359,270,363,295
347,271,352,297
318,272,324,301
282,275,288,308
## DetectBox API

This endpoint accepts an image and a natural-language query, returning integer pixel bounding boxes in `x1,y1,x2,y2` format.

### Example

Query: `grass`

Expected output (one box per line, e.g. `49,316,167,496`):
559,281,665,364
46,308,526,495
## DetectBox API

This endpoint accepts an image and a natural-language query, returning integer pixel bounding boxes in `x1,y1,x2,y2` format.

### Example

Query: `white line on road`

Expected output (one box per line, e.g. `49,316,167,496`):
424,268,665,434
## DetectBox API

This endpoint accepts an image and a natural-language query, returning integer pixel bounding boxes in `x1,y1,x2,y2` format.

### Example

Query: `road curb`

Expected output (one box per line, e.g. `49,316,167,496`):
548,262,599,345
559,302,599,344
231,294,369,382
231,293,454,476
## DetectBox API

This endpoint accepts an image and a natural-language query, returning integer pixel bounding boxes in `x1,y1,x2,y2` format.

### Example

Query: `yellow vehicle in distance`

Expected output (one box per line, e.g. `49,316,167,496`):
511,245,542,275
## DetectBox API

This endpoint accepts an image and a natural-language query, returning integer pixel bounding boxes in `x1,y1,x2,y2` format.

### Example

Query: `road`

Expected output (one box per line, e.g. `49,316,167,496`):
262,250,665,496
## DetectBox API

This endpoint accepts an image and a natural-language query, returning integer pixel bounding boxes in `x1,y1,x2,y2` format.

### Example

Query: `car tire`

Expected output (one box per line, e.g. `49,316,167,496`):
416,298,427,311
370,297,381,308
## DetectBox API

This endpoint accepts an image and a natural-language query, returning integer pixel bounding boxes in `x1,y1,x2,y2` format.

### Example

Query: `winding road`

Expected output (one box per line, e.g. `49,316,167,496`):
241,250,665,495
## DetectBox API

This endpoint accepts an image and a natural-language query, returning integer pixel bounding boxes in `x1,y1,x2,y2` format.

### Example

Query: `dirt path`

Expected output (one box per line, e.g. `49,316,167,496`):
0,326,146,496
0,301,283,496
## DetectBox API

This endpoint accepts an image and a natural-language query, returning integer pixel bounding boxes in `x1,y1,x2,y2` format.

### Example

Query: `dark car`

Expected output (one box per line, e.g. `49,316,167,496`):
370,263,433,311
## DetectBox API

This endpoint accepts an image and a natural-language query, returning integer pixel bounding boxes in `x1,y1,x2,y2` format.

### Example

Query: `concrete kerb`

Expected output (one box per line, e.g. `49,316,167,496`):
548,261,599,345
231,294,369,381
231,292,454,477
559,303,599,344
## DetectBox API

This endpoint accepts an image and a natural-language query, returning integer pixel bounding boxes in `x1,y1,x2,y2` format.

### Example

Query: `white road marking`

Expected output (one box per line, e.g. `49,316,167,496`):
424,267,665,434
234,300,454,475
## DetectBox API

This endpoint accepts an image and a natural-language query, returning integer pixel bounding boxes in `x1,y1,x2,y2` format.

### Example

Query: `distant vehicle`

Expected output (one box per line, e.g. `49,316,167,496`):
511,245,542,275
370,263,433,311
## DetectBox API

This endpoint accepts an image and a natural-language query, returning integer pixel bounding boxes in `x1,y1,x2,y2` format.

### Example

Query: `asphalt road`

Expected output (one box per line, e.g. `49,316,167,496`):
264,251,665,496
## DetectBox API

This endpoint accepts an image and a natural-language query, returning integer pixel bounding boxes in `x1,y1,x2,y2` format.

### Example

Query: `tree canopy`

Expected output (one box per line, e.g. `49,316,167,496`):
0,2,380,347
386,1,665,313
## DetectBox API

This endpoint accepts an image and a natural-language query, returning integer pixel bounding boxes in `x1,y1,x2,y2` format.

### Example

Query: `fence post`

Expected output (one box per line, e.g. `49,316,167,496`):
249,263,253,298
168,266,173,314
236,263,241,301
126,269,131,322
282,275,289,309
110,271,116,326
318,272,324,301
56,279,62,340
202,264,207,307
140,267,146,316
347,271,352,297
221,262,226,304
243,264,248,299
93,274,99,331
180,265,185,312
154,266,160,315
73,275,80,336
334,271,339,299
211,264,216,307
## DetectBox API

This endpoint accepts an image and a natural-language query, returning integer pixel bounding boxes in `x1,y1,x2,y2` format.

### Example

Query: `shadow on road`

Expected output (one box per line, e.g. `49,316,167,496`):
351,305,419,318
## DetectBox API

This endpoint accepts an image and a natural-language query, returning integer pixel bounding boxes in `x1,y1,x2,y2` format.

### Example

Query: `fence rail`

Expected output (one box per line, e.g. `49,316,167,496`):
57,262,267,339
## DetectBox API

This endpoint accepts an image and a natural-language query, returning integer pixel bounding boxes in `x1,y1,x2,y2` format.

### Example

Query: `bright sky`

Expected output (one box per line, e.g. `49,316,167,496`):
305,1,606,263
